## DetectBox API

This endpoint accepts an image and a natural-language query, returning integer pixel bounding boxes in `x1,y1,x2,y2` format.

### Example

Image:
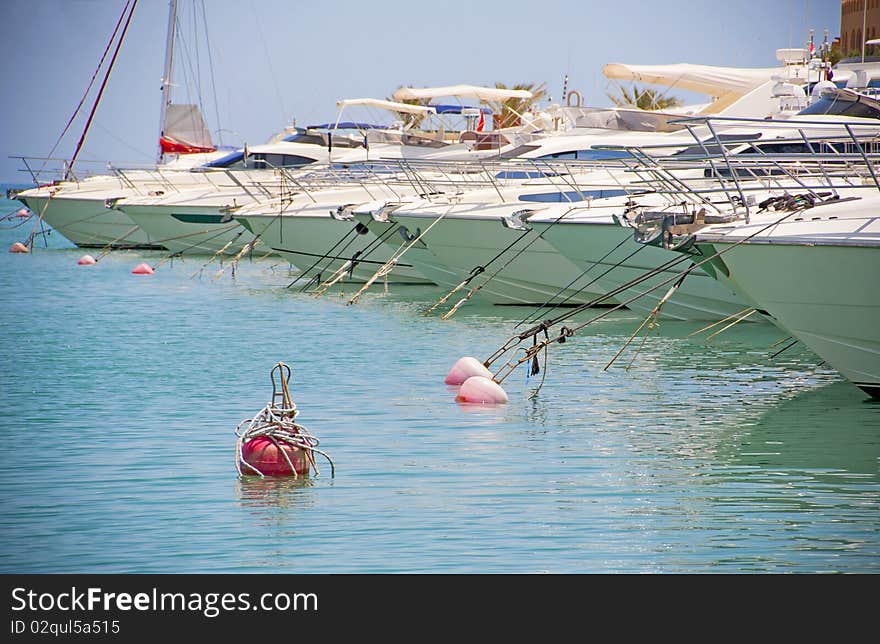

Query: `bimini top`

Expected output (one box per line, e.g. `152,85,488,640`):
431,104,493,114
603,63,781,98
306,122,390,130
335,98,438,115
392,84,533,102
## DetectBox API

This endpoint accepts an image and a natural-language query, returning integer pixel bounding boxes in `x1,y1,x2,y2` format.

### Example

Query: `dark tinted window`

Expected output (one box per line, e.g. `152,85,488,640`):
799,95,880,119
248,153,318,169
536,149,631,160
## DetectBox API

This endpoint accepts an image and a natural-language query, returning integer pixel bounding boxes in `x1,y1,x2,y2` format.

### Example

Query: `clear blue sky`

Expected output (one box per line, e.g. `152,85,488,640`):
1,0,840,182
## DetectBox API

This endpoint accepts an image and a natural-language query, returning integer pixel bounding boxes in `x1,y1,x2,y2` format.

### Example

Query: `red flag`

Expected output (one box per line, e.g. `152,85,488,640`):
476,112,485,132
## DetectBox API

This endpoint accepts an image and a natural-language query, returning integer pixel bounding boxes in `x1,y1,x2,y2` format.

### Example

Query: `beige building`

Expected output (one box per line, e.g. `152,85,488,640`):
840,0,880,55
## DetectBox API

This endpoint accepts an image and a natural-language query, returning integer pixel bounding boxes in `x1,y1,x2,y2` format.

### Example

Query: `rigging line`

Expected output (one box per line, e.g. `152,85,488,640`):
310,223,402,296
172,15,202,130
94,225,143,260
191,0,202,115
440,206,584,320
704,308,759,342
603,267,692,371
200,0,223,146
23,188,61,250
490,204,811,383
211,235,260,282
91,121,154,160
686,305,756,337
248,0,286,124
769,338,799,359
514,228,635,329
37,0,132,181
288,225,363,290
423,225,533,316
68,0,139,178
482,251,698,371
346,205,458,305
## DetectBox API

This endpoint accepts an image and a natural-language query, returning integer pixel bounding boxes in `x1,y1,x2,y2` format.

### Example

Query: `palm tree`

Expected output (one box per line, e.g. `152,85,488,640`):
488,81,548,129
387,88,432,129
606,83,683,111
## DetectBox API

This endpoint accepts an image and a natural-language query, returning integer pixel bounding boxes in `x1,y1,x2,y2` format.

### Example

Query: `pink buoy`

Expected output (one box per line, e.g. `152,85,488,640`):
9,242,29,254
444,356,493,385
131,262,155,275
240,435,310,477
77,254,97,266
15,208,30,218
455,376,509,404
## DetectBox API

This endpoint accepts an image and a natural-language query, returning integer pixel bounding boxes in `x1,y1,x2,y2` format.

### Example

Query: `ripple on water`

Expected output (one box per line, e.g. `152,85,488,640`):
0,205,878,573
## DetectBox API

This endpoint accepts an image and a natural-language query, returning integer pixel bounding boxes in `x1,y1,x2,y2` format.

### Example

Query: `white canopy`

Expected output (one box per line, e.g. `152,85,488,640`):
603,63,782,98
335,98,437,115
393,84,533,102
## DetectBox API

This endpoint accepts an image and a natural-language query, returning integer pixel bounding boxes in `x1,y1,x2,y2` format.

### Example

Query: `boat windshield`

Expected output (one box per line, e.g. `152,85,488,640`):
798,94,880,119
537,149,632,161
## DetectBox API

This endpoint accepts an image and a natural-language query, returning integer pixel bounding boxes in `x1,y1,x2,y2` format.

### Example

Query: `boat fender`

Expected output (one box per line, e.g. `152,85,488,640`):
445,356,493,385
131,262,155,275
456,376,509,404
9,242,29,253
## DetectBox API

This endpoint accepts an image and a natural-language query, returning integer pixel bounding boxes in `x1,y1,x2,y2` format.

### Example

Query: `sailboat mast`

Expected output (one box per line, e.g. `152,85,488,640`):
157,0,178,163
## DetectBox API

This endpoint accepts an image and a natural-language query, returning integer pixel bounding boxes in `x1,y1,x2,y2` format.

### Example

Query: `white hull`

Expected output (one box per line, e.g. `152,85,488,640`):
536,219,752,321
702,240,880,396
352,215,464,289
386,212,611,305
119,202,259,256
235,211,431,284
18,193,163,249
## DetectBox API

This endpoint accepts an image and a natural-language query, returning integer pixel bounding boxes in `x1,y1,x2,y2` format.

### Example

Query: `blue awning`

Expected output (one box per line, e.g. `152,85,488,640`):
430,104,493,115
201,150,244,168
305,122,391,130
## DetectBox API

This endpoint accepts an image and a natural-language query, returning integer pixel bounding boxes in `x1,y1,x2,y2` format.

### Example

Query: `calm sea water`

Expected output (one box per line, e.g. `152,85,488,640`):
1,191,878,573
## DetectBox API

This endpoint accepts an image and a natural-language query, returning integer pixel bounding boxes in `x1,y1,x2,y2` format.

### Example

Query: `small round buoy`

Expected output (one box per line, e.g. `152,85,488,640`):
445,356,493,385
455,376,509,404
15,208,30,218
240,436,310,477
77,254,97,266
131,262,155,275
9,242,29,254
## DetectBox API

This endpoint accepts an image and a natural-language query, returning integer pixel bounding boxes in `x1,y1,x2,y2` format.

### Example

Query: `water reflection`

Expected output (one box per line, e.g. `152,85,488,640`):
235,476,320,514
730,381,880,475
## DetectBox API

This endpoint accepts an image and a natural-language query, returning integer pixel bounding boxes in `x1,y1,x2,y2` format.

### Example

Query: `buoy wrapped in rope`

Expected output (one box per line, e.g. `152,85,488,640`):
235,362,334,479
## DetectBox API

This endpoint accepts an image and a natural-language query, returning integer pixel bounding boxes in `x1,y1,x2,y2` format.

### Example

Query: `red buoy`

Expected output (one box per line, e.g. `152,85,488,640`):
78,254,97,266
9,242,29,254
240,436,310,476
131,262,155,275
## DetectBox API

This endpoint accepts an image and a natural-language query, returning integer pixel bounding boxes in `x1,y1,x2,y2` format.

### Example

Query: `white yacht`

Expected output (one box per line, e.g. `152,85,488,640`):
688,188,880,397
111,95,515,257
10,0,231,250
226,85,553,273
340,56,819,306
617,115,880,395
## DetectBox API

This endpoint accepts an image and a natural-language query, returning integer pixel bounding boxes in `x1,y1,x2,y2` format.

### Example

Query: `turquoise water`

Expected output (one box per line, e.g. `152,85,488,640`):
1,193,879,573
